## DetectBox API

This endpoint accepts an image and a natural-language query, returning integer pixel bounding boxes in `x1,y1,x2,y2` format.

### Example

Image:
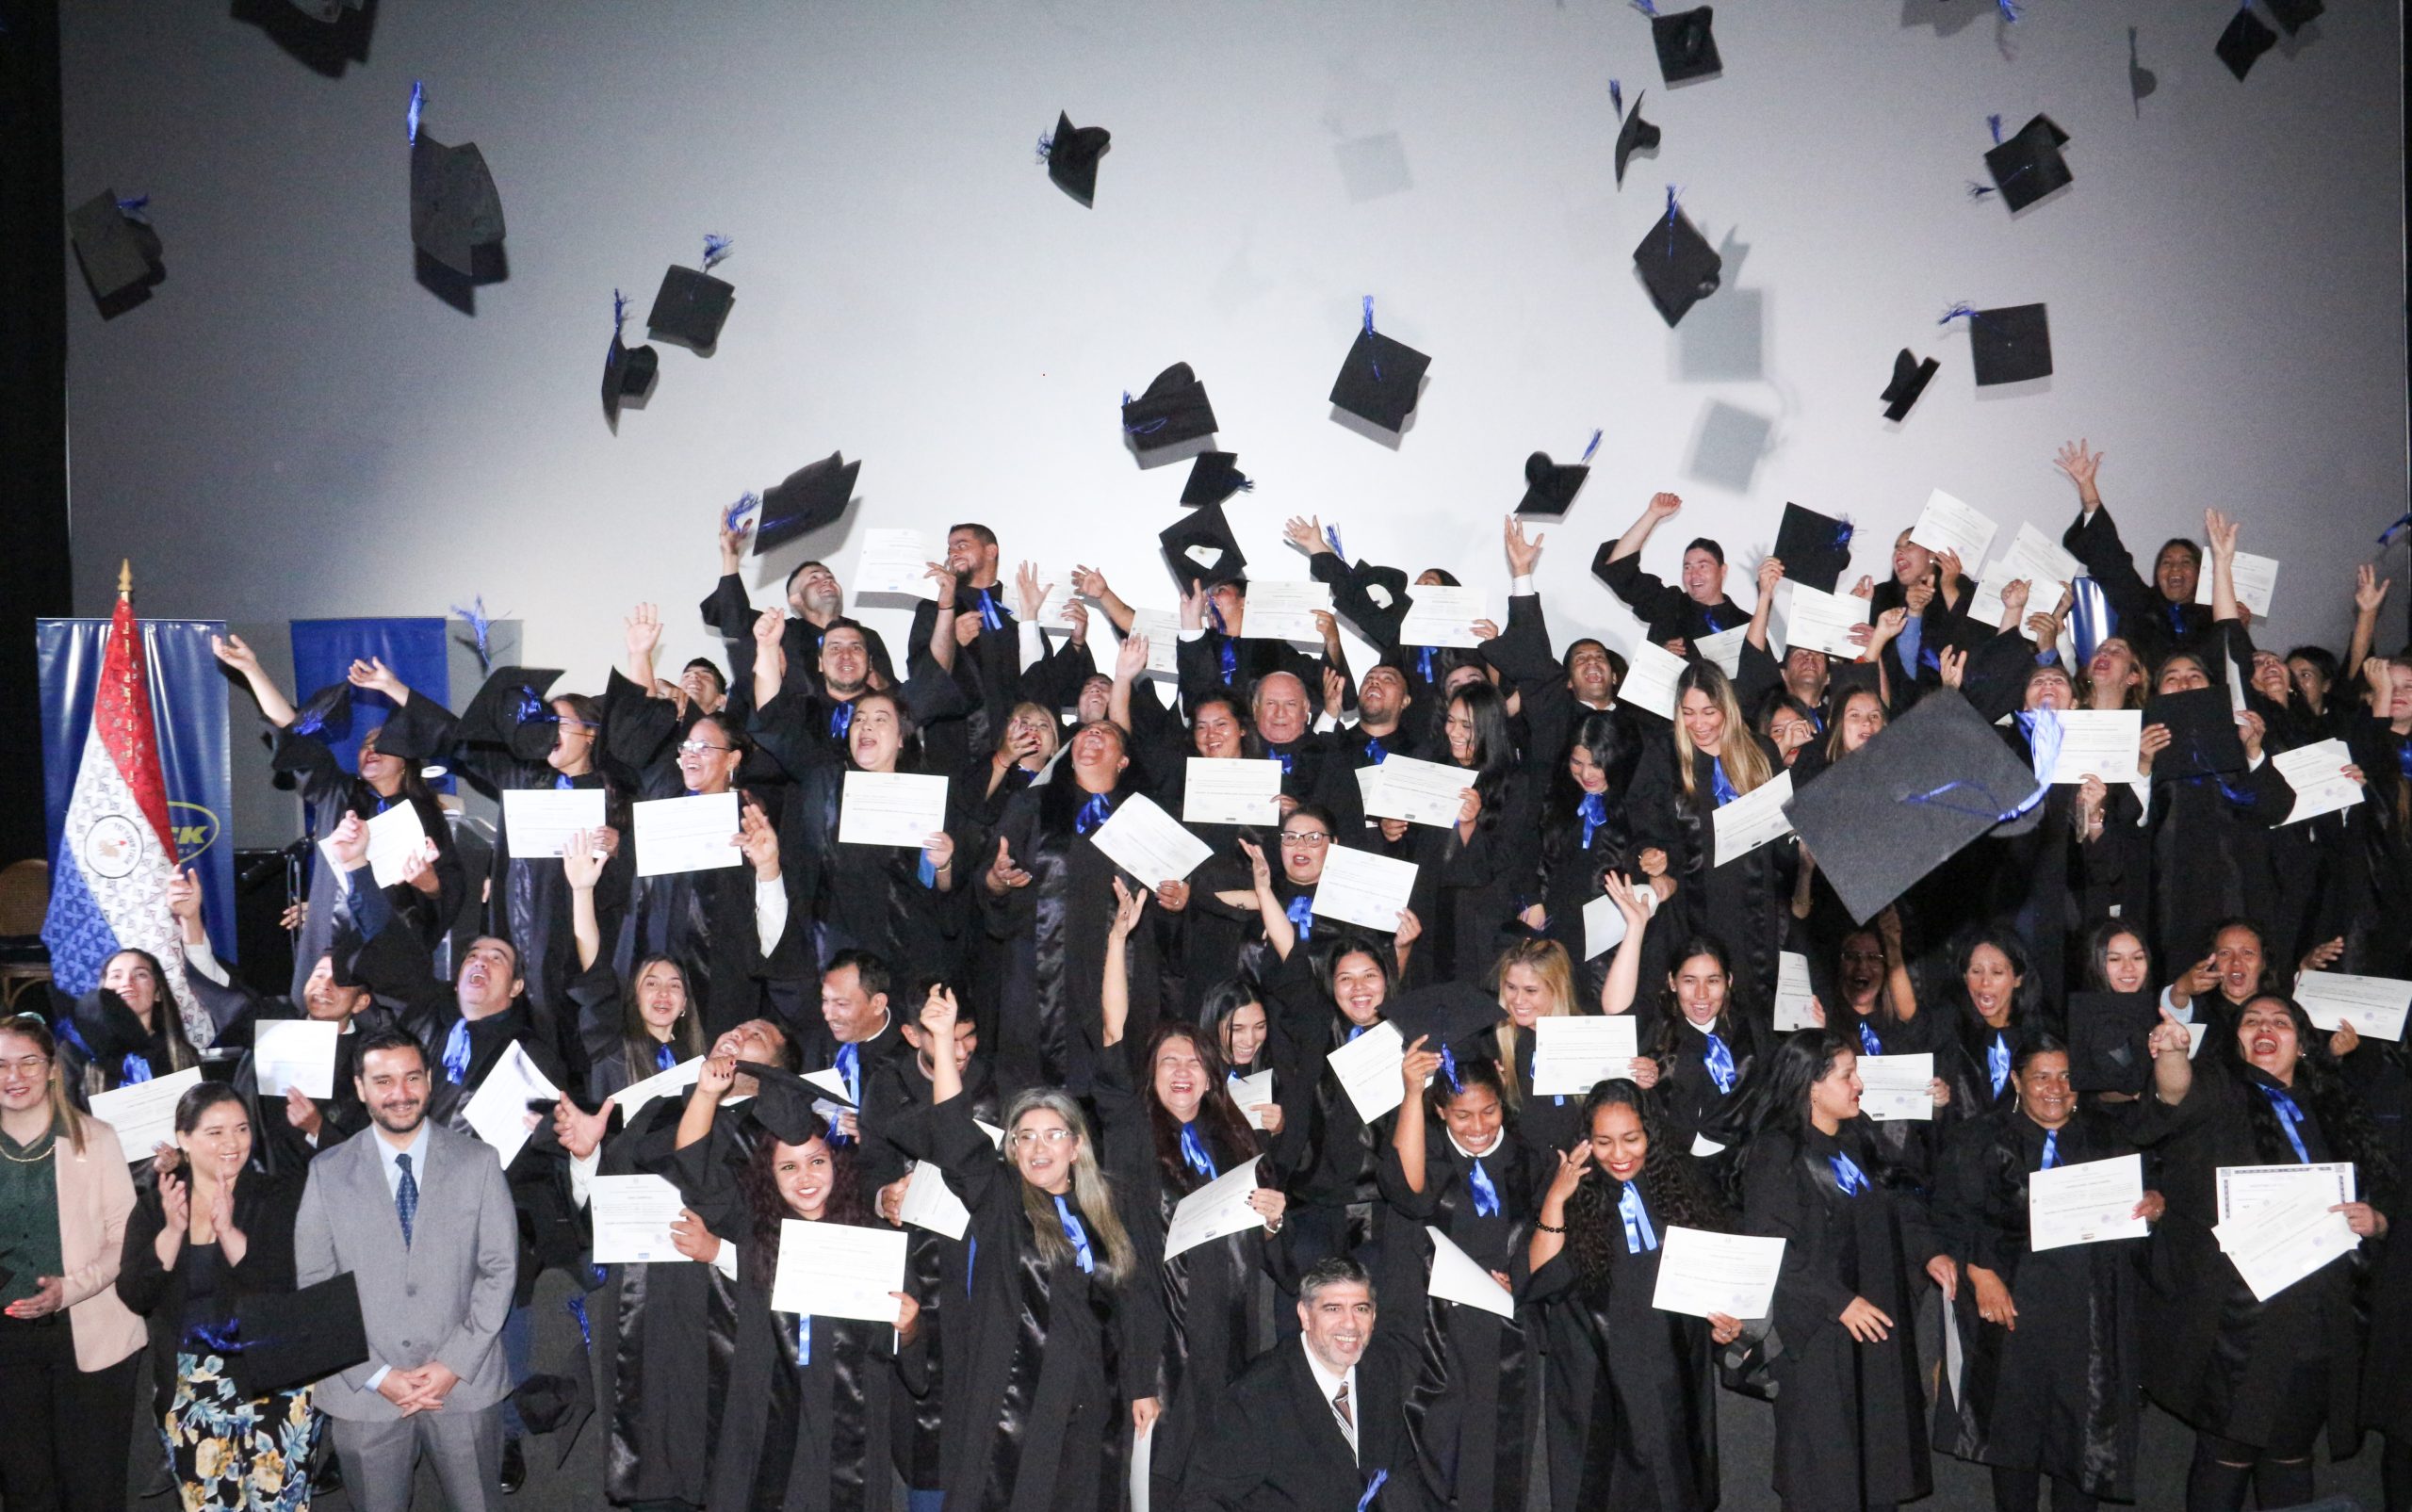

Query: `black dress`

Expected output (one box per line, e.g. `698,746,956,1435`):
1931,1106,2144,1501
1629,733,1793,1010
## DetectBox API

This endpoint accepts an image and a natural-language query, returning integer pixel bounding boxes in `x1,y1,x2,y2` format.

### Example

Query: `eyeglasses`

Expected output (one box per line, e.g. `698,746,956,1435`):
676,740,734,756
1280,831,1331,846
0,1055,51,1077
1009,1127,1076,1148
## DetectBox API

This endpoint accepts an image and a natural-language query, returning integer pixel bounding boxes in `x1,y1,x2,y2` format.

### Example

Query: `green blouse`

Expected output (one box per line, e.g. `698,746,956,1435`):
0,1126,64,1309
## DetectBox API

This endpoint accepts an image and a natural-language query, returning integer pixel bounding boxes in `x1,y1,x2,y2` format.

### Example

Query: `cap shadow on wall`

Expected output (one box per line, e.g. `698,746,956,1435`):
230,0,376,77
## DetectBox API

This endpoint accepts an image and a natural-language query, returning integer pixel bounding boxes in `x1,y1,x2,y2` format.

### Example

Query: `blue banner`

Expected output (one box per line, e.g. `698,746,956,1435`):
286,617,453,781
39,619,236,967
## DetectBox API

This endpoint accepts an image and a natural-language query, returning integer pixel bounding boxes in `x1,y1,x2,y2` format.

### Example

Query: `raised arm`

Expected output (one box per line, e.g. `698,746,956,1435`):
212,633,299,727
1068,564,1135,637
624,602,662,693
1606,491,1682,568
563,830,605,972
2346,564,2390,683
1747,558,1783,651
1390,1033,1438,1195
1100,879,1147,1049
2205,509,2241,625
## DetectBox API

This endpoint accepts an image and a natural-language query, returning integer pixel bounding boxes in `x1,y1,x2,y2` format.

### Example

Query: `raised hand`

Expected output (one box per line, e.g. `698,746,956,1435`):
984,837,1032,895
919,984,960,1040
1644,491,1683,519
2204,508,2240,562
737,803,780,880
2355,563,2392,616
1937,647,1967,690
1115,631,1150,682
1062,599,1089,647
1400,1034,1440,1093
1283,515,1332,556
1757,557,1785,596
753,608,784,652
1934,548,1965,590
1015,561,1051,622
1107,875,1149,939
625,602,663,658
1998,578,2032,623
1237,837,1274,896
1070,564,1114,600
210,633,262,674
1504,515,1544,577
1847,575,1875,601
166,868,203,926
327,812,369,870
1543,1142,1593,1204
562,828,606,890
347,657,404,698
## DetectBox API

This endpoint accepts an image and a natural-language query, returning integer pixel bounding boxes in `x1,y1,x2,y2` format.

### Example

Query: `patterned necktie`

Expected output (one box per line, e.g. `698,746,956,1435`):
1617,1180,1659,1254
1075,792,1113,835
1577,792,1606,850
1285,895,1315,940
1052,1195,1096,1274
2040,1130,2061,1169
1701,1031,1738,1095
829,702,853,739
2257,1083,2312,1162
1987,1032,2012,1099
1467,1155,1500,1217
1709,758,1738,807
656,1043,677,1073
1332,1380,1353,1430
394,1151,418,1245
442,1018,472,1084
119,1053,153,1085
1179,1122,1219,1179
977,589,1003,632
1829,1150,1870,1195
1858,1021,1882,1058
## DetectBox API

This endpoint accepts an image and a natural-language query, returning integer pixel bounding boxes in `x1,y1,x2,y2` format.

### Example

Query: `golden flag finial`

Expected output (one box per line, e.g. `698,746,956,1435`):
118,559,133,599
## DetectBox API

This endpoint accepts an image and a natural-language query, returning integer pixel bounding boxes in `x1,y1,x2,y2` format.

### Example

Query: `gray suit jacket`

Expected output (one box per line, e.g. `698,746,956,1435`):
294,1122,518,1420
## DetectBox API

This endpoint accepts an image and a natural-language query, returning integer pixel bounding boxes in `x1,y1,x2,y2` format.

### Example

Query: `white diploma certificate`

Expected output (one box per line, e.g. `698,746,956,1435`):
90,1067,204,1158
2046,710,2143,784
1241,581,1333,642
898,1161,974,1241
1227,1070,1276,1130
633,792,742,878
1398,587,1492,649
462,1043,562,1168
1651,1227,1785,1320
317,803,429,888
1310,847,1419,933
2195,550,2280,618
1182,758,1282,827
770,1220,908,1323
1529,1016,1640,1096
1777,583,1868,660
1856,1052,1934,1121
2214,1186,2358,1302
1164,1158,1267,1260
1968,523,2084,641
2291,971,2410,1042
1773,951,1817,1032
1582,884,1659,959
2026,1153,2149,1251
1910,488,2000,568
2273,740,2364,825
1360,755,1470,828
856,529,942,599
253,1018,340,1098
501,788,605,859
1695,626,1748,678
839,772,950,849
1124,610,1182,677
1090,793,1214,885
1712,772,1794,866
1620,642,1687,720
613,1056,703,1117
589,1175,693,1264
1325,1021,1408,1123
2215,1162,2355,1226
1425,1225,1515,1318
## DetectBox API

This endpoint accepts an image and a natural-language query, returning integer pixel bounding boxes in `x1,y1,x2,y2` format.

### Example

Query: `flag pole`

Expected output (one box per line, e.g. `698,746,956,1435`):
118,558,132,599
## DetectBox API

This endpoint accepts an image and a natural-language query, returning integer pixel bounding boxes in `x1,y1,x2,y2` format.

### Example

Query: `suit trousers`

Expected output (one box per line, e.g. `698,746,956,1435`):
331,1403,502,1512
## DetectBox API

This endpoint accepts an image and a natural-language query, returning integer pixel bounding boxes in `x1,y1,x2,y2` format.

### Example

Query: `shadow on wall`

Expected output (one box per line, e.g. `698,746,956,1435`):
229,0,375,77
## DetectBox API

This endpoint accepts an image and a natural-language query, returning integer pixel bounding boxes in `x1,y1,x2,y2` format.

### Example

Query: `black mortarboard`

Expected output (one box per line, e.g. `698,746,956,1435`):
1518,434,1601,518
1772,503,1855,595
1982,115,2073,213
1181,452,1252,507
1043,111,1111,204
2215,8,2278,79
1354,561,1411,614
1614,91,1661,186
1783,689,2046,922
2264,0,2322,34
1384,981,1509,1051
1329,301,1432,432
408,87,505,279
602,291,659,425
1648,7,1721,83
753,453,861,555
1966,303,2052,386
1158,501,1248,587
646,239,736,350
285,681,355,742
2143,685,2245,777
458,666,565,762
221,1273,371,1399
1122,364,1218,451
734,1061,843,1145
2065,990,2159,1094
1881,350,1940,422
67,191,165,311
1633,203,1722,327
509,1364,595,1470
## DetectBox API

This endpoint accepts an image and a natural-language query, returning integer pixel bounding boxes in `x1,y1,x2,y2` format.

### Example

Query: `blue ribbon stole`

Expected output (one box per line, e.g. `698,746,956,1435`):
1829,1149,1871,1195
1284,895,1315,939
796,1313,811,1366
1466,1154,1501,1217
1218,638,1238,684
1617,1179,1659,1254
1858,1020,1883,1059
1416,646,1436,684
1358,1468,1389,1511
2257,1083,2311,1162
1708,758,1739,807
119,1052,154,1085
1987,1032,2012,1099
1075,792,1113,835
2039,1129,2061,1170
1052,1194,1097,1274
977,589,1004,632
1701,1030,1738,1095
1577,791,1607,850
1180,1122,1219,1179
656,1043,678,1073
441,1017,472,1084
829,701,854,740
1363,736,1388,765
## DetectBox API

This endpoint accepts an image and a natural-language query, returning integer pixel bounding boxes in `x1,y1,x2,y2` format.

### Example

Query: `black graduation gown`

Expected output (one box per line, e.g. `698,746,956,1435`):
1395,769,1540,988
1653,1011,1765,1162
54,985,194,1106
1377,1131,1552,1512
1741,1124,1937,1512
1630,734,1792,1011
1932,1107,2143,1500
183,967,393,1177
1259,954,1390,1267
1589,549,1746,648
2058,503,2214,670
1525,1176,1721,1512
699,573,899,715
1836,1005,1958,1194
1941,1011,2044,1118
888,1092,1154,1512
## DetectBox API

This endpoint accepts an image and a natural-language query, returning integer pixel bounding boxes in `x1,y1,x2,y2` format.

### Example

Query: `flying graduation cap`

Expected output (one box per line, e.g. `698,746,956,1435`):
601,290,659,426
66,190,165,315
1159,500,1248,587
1980,114,2073,213
1942,302,2053,386
1771,502,1855,594
647,236,736,350
753,454,862,555
2264,0,2323,33
1614,91,1661,187
406,82,506,279
458,666,567,763
1330,297,1432,434
1519,431,1603,517
1637,1,1721,84
1182,452,1253,507
1634,188,1721,327
1122,364,1218,451
1881,350,1940,422
2215,6,2279,78
1042,111,1112,204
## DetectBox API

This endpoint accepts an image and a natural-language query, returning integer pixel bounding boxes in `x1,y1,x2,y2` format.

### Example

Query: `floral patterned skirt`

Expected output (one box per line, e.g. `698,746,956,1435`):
163,1352,318,1512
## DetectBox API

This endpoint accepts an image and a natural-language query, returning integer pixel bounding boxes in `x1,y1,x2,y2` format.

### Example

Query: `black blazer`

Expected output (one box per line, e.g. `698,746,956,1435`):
116,1167,304,1411
1179,1333,1430,1511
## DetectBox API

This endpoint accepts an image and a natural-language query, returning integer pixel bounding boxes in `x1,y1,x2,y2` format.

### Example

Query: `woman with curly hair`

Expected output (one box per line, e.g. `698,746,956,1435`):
1527,1079,1741,1511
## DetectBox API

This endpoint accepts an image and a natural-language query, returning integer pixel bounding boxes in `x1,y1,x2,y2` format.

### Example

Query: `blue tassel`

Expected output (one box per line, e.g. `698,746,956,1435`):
1121,388,1167,436
725,492,760,531
1997,0,2019,19
1035,132,1055,163
1361,296,1381,381
1439,1044,1463,1094
1610,78,1624,117
1988,113,2003,145
1325,524,1345,559
407,80,424,146
564,1293,592,1349
1967,181,1997,201
2379,512,2411,546
1629,0,1658,15
701,234,733,271
1580,429,1603,464
1939,303,1979,326
450,595,496,673
184,1317,248,1355
293,708,325,737
115,195,150,221
1358,1470,1389,1511
1832,517,1855,551
513,685,546,724
1664,184,1683,253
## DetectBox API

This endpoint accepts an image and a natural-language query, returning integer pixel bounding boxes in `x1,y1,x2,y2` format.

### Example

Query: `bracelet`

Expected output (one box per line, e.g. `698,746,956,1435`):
1533,1219,1566,1234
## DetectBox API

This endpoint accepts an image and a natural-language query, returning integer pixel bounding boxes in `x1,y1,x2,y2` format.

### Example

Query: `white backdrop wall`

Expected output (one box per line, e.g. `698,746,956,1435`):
61,0,2406,710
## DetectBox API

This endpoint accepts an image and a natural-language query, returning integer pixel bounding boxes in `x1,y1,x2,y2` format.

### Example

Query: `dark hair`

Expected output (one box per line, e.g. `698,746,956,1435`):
738,1111,870,1271
1202,975,1266,1067
555,691,605,734
2153,538,2203,572
2282,645,2339,688
98,948,201,1074
688,710,757,763
621,954,706,1087
2010,1032,2071,1079
1752,689,1817,738
1543,711,1636,873
1953,928,2043,1032
1654,934,1743,1052
1443,680,1515,836
1138,1022,1259,1196
784,559,831,592
946,523,999,549
350,725,448,845
1422,1045,1507,1121
1560,637,1617,686
681,658,728,694
824,949,891,1005
2217,997,2398,1205
1281,802,1337,837
818,616,871,648
354,1031,428,1073
844,690,924,769
1420,568,1463,589
1731,1032,1854,1153
1683,537,1726,566
1315,931,1399,1030
173,1081,248,1135
2081,919,2152,993
1821,686,1886,765
1562,1080,1734,1296
1297,1255,1375,1306
1834,926,1910,1031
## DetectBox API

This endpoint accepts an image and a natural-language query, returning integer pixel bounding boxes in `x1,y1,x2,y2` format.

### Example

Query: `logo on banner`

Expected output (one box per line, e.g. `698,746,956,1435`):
81,813,146,879
169,801,221,865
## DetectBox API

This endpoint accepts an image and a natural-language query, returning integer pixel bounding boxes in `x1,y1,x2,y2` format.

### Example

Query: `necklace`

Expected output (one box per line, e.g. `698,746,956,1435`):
0,1130,57,1162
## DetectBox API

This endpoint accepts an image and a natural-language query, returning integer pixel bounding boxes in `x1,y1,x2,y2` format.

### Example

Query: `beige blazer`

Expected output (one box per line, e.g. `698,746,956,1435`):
54,1115,145,1371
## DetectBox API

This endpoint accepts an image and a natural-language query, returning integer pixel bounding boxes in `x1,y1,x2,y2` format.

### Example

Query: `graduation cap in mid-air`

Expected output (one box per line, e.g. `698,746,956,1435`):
285,0,365,20
753,454,862,555
1518,431,1603,517
1041,111,1112,204
1181,452,1253,507
1771,503,1856,595
1881,350,1940,422
1640,3,1721,84
602,290,659,425
459,666,568,763
407,83,505,279
2215,7,2279,79
1614,91,1661,187
2264,0,2322,33
1981,114,2073,213
1942,302,2053,386
647,236,736,350
1159,500,1249,588
1634,190,1722,327
66,190,165,313
1122,365,1218,451
1329,298,1432,434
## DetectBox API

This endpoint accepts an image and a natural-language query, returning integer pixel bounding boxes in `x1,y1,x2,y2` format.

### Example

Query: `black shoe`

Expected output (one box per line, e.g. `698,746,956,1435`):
499,1438,527,1496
